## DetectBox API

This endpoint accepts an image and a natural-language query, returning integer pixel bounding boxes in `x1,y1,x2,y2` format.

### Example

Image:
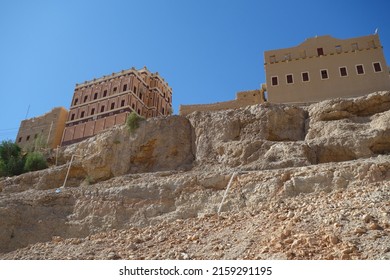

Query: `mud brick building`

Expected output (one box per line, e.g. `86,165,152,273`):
16,107,68,150
61,67,172,146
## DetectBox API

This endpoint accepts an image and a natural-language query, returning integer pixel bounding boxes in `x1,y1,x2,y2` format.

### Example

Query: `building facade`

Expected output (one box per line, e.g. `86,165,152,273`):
61,67,172,146
16,107,68,150
264,33,390,103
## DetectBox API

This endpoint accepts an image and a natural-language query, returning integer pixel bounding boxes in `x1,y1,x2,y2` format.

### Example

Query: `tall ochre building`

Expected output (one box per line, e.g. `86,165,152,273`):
61,67,172,146
264,33,390,103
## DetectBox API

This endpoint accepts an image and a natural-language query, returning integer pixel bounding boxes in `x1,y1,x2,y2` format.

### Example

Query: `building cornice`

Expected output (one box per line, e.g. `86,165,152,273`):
75,67,172,92
264,46,382,66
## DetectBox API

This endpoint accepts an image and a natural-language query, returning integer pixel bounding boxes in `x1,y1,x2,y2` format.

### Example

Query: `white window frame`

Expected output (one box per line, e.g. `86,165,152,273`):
286,74,294,85
301,71,310,82
355,64,365,75
339,66,348,77
271,76,279,86
372,62,383,73
320,69,329,80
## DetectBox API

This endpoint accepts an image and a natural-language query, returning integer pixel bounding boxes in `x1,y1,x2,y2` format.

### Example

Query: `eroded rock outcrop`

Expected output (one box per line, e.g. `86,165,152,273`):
62,115,195,182
1,91,390,258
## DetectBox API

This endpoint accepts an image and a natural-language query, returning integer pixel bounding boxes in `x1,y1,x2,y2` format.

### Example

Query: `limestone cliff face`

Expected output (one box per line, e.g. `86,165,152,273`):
60,115,195,182
1,91,390,259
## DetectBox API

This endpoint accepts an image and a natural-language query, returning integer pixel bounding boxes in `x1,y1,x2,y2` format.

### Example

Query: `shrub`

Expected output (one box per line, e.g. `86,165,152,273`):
0,140,25,177
6,156,25,176
0,159,6,177
24,152,48,172
126,112,145,133
0,140,21,161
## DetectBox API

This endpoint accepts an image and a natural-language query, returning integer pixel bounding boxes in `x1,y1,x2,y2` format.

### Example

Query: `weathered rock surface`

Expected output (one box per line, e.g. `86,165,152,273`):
62,115,195,181
0,91,390,259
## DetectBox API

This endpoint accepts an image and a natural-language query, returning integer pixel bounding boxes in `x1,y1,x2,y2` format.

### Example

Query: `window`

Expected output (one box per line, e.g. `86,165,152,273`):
132,104,135,110
71,114,75,120
271,76,278,86
139,93,143,100
18,137,22,143
121,100,125,107
94,93,98,100
26,135,30,141
123,84,127,92
302,72,309,82
373,62,382,72
270,55,276,63
317,48,324,56
80,111,85,118
103,90,107,97
74,98,79,105
339,67,348,77
320,69,329,80
83,96,88,103
162,108,165,115
356,64,365,75
133,86,137,93
352,43,359,51
91,108,95,115
137,109,141,115
113,87,117,93
286,74,294,84
335,45,342,53
100,105,105,113
111,102,115,110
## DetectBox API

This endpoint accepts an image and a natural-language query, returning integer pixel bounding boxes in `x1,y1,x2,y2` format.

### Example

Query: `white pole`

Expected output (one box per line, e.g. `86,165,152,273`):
218,172,237,214
62,155,75,188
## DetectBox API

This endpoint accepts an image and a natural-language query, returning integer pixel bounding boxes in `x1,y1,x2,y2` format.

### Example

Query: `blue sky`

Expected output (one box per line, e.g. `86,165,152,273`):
0,0,389,142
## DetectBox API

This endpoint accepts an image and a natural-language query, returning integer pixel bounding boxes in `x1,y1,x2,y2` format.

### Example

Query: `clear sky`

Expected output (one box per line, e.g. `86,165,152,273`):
0,0,389,142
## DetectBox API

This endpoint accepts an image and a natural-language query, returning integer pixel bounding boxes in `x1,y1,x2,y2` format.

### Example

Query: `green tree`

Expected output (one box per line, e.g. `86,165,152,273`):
24,152,48,172
0,140,25,177
6,156,25,176
0,140,21,161
0,159,6,177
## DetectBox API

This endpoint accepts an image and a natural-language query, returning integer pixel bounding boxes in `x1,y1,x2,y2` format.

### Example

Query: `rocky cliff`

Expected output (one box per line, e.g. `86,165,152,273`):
0,91,389,259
